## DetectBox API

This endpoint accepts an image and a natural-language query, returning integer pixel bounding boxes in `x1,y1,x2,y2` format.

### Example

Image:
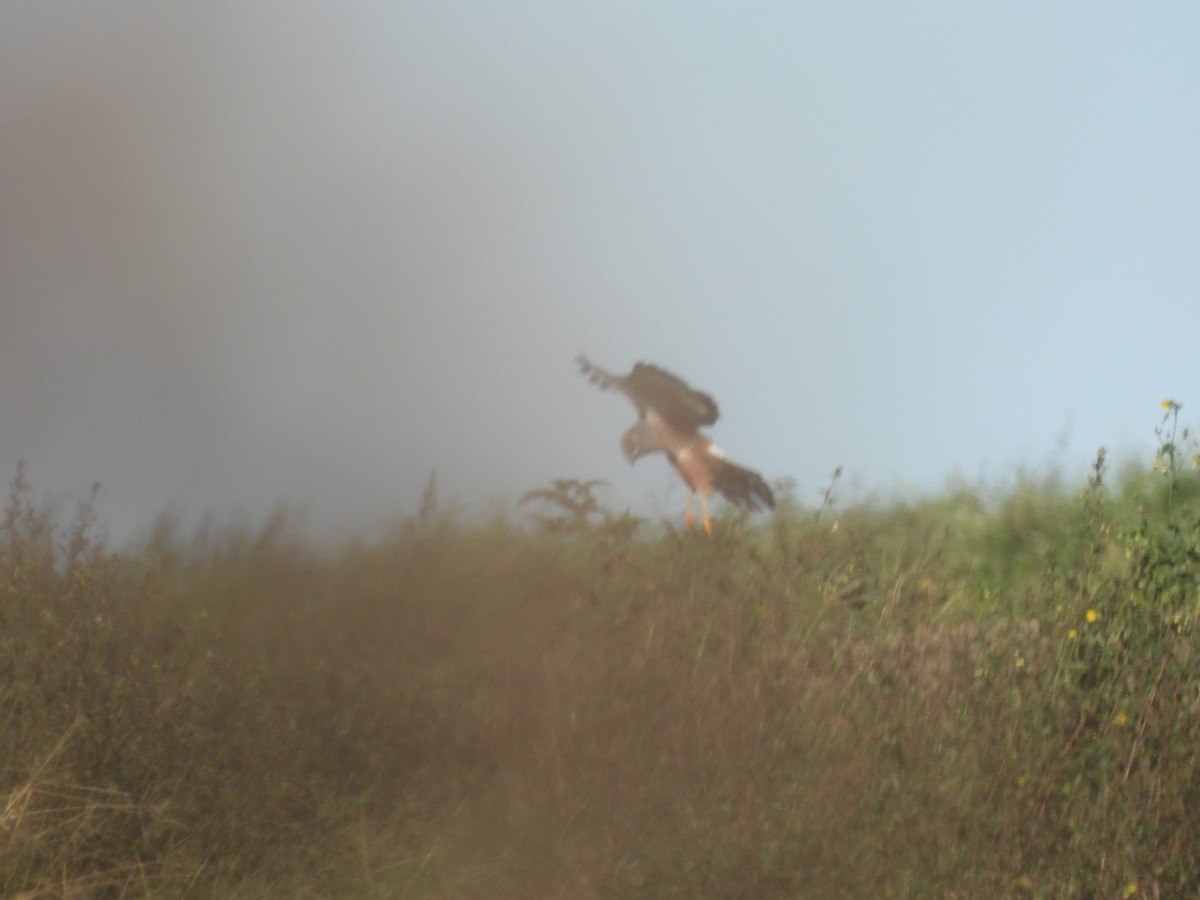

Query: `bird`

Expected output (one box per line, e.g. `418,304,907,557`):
577,355,774,534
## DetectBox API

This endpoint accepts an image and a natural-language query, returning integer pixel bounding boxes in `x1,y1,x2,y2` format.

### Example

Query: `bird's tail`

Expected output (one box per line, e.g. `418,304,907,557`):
710,456,775,512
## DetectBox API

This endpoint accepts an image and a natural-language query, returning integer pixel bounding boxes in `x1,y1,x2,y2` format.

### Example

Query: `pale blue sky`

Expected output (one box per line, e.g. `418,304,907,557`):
2,2,1198,541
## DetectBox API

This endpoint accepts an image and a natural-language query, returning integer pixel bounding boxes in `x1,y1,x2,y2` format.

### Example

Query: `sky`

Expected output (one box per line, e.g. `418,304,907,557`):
2,2,1198,545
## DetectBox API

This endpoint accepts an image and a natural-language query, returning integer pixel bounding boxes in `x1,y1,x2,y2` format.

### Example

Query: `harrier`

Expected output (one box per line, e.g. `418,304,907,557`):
577,355,774,534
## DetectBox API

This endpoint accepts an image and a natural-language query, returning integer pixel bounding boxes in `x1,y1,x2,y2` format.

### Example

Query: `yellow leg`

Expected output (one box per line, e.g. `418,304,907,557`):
684,489,695,529
701,493,713,536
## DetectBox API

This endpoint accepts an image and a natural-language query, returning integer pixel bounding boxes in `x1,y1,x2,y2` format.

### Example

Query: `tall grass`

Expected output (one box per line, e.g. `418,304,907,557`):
3,411,1200,897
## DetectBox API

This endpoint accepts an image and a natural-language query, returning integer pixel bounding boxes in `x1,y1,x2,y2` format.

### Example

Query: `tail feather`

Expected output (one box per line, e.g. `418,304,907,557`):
710,457,775,512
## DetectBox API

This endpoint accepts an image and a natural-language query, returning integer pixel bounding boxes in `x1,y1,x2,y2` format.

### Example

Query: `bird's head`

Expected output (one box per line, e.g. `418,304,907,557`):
620,423,653,464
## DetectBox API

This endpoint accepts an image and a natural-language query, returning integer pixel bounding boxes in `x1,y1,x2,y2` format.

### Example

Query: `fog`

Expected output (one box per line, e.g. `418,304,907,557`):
5,3,1199,545
2,5,656,542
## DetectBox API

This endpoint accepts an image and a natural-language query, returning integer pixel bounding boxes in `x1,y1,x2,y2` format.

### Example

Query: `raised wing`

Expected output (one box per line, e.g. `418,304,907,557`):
577,355,719,430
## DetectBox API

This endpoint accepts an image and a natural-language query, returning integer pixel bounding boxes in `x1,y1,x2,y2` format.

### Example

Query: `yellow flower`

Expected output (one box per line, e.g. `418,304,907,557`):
1123,881,1138,897
1161,399,1174,410
1086,608,1099,623
1068,628,1078,640
1113,712,1128,727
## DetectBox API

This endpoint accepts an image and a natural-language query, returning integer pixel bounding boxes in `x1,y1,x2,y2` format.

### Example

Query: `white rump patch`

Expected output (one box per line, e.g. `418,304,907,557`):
708,443,727,459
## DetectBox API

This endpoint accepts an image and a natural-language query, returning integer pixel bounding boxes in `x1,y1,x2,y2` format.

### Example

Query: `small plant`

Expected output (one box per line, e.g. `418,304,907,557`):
519,478,612,533
813,465,843,524
418,469,439,523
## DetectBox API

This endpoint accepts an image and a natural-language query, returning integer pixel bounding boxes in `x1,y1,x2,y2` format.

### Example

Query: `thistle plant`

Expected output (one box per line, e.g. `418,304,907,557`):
1153,399,1200,515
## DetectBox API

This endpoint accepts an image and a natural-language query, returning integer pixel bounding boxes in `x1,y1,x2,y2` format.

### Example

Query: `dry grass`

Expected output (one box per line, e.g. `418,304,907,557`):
3,454,1200,897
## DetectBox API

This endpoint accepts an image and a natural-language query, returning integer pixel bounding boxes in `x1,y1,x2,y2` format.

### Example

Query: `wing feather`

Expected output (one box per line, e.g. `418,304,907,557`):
577,355,718,430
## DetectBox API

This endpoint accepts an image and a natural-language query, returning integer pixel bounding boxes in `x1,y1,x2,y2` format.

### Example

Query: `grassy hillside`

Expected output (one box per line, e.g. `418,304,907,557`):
3,407,1200,897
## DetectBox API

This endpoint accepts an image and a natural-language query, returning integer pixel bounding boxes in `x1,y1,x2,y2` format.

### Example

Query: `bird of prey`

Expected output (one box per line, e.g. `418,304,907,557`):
577,355,775,534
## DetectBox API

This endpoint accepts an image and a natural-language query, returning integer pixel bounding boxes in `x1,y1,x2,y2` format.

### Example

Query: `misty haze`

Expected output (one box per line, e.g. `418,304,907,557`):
4,3,1200,897
7,4,1196,545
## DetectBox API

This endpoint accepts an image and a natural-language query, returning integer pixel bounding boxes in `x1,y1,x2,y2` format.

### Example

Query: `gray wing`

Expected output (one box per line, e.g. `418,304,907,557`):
577,355,719,431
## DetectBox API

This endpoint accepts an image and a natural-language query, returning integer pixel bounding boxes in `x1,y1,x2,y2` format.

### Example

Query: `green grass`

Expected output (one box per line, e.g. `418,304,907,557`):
3,409,1200,898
